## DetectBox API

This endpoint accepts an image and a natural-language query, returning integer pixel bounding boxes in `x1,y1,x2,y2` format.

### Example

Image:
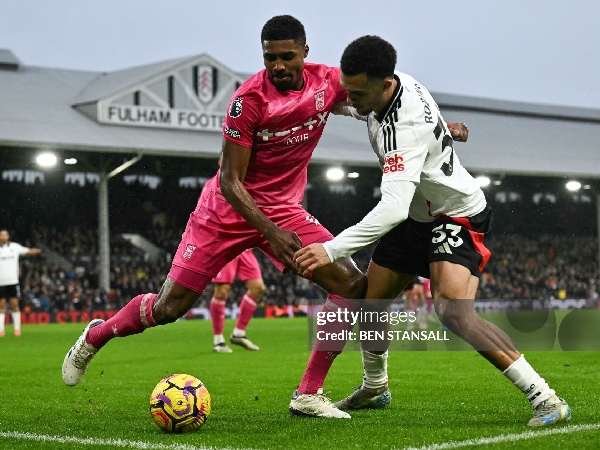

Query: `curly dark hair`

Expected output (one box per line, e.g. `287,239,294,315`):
340,35,397,80
261,15,306,45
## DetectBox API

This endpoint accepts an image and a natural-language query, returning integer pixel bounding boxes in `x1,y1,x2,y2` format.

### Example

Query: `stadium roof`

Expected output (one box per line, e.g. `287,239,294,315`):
1,48,599,178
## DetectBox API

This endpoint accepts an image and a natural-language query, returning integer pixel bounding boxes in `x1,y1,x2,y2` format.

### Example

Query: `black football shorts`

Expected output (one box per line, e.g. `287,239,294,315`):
371,205,493,278
0,284,21,300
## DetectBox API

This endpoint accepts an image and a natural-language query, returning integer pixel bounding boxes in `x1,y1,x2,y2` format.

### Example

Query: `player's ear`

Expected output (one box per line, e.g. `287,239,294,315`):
382,76,394,92
304,45,309,58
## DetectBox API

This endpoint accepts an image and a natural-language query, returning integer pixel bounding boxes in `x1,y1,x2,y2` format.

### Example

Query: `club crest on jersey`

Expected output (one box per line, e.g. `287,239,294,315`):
229,97,243,118
182,244,196,260
314,90,325,111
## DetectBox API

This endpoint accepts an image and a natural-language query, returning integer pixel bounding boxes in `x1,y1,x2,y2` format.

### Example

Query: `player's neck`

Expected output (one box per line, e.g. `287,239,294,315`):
374,78,398,116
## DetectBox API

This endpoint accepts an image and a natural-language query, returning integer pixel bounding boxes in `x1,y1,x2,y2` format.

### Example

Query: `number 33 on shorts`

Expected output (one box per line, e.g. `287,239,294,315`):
431,223,463,254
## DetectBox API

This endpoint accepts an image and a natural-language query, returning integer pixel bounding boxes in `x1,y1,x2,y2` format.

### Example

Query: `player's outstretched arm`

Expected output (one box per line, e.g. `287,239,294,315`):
447,122,468,142
295,180,416,275
331,102,368,121
220,140,301,274
27,248,42,255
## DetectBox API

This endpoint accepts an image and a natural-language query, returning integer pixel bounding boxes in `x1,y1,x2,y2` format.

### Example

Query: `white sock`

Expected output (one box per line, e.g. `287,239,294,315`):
503,355,555,408
0,313,5,332
232,327,245,337
11,311,20,331
361,348,388,389
213,334,225,346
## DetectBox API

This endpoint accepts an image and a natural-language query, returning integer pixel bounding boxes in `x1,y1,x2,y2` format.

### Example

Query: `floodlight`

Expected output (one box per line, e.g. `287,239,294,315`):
36,152,57,167
476,176,490,187
326,168,344,181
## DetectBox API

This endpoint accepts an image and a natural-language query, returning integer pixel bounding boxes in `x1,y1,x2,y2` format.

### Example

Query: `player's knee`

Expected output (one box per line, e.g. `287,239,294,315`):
313,260,367,299
439,306,476,335
250,284,266,300
214,284,230,299
153,302,182,324
344,272,368,299
153,295,192,325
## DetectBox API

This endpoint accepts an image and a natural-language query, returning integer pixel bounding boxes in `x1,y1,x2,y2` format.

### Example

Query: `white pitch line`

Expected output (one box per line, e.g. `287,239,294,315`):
0,431,253,450
399,423,600,450
3,425,600,450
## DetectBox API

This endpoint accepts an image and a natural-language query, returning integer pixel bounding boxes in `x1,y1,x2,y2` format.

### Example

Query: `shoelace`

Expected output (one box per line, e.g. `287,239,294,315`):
533,400,559,417
311,390,333,404
72,344,94,371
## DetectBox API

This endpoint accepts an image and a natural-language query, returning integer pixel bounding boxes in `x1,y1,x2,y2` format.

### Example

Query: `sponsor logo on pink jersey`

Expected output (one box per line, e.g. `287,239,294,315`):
225,125,241,139
183,244,196,260
305,215,320,226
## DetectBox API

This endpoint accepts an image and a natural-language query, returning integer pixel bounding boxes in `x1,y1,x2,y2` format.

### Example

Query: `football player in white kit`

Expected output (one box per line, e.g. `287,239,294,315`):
294,35,570,426
0,229,42,337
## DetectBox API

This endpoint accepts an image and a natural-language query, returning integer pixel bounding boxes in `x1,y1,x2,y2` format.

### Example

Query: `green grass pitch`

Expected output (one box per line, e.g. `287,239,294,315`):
0,317,599,449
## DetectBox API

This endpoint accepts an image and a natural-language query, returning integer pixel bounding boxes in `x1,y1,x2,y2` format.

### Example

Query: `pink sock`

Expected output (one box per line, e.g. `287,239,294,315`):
210,297,226,335
235,293,257,331
87,293,157,350
298,294,360,394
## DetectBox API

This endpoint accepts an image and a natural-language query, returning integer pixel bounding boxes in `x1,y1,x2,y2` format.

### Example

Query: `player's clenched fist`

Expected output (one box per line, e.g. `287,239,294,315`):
448,122,469,142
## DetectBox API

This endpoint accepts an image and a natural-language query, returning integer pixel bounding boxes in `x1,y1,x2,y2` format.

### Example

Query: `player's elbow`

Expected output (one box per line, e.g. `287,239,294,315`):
383,206,409,232
393,207,409,225
219,172,237,202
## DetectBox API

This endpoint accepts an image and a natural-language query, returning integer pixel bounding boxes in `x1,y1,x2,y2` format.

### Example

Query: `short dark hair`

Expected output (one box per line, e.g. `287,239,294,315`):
261,15,306,45
340,35,397,80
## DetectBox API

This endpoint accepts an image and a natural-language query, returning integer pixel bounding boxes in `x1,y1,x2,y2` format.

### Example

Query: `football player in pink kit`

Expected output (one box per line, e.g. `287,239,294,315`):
295,35,570,426
210,248,265,353
62,15,367,419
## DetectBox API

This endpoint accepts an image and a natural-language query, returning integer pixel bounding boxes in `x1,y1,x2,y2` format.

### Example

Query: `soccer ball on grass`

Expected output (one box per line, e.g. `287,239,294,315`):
149,373,211,433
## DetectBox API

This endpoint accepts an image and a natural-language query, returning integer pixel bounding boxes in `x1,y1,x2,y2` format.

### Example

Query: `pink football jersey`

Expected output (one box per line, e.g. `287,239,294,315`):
221,63,347,206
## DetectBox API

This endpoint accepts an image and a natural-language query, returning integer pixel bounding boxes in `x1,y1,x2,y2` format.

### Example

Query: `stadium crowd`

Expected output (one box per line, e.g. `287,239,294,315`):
3,169,599,314
12,226,599,315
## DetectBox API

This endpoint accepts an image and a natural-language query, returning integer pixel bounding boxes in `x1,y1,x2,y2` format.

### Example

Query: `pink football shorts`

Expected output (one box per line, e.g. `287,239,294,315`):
168,187,333,292
211,248,262,284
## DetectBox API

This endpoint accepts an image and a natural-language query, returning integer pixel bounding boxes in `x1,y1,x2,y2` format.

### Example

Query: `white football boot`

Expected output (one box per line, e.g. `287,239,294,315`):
62,319,104,386
289,388,351,418
528,395,571,427
213,343,233,353
230,334,259,351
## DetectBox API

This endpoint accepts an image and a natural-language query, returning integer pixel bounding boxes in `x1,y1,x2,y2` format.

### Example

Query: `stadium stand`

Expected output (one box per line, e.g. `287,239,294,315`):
5,171,598,315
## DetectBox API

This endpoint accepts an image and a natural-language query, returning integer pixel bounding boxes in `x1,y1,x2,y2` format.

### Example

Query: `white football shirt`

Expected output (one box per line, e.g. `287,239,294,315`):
324,72,486,262
0,242,29,286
